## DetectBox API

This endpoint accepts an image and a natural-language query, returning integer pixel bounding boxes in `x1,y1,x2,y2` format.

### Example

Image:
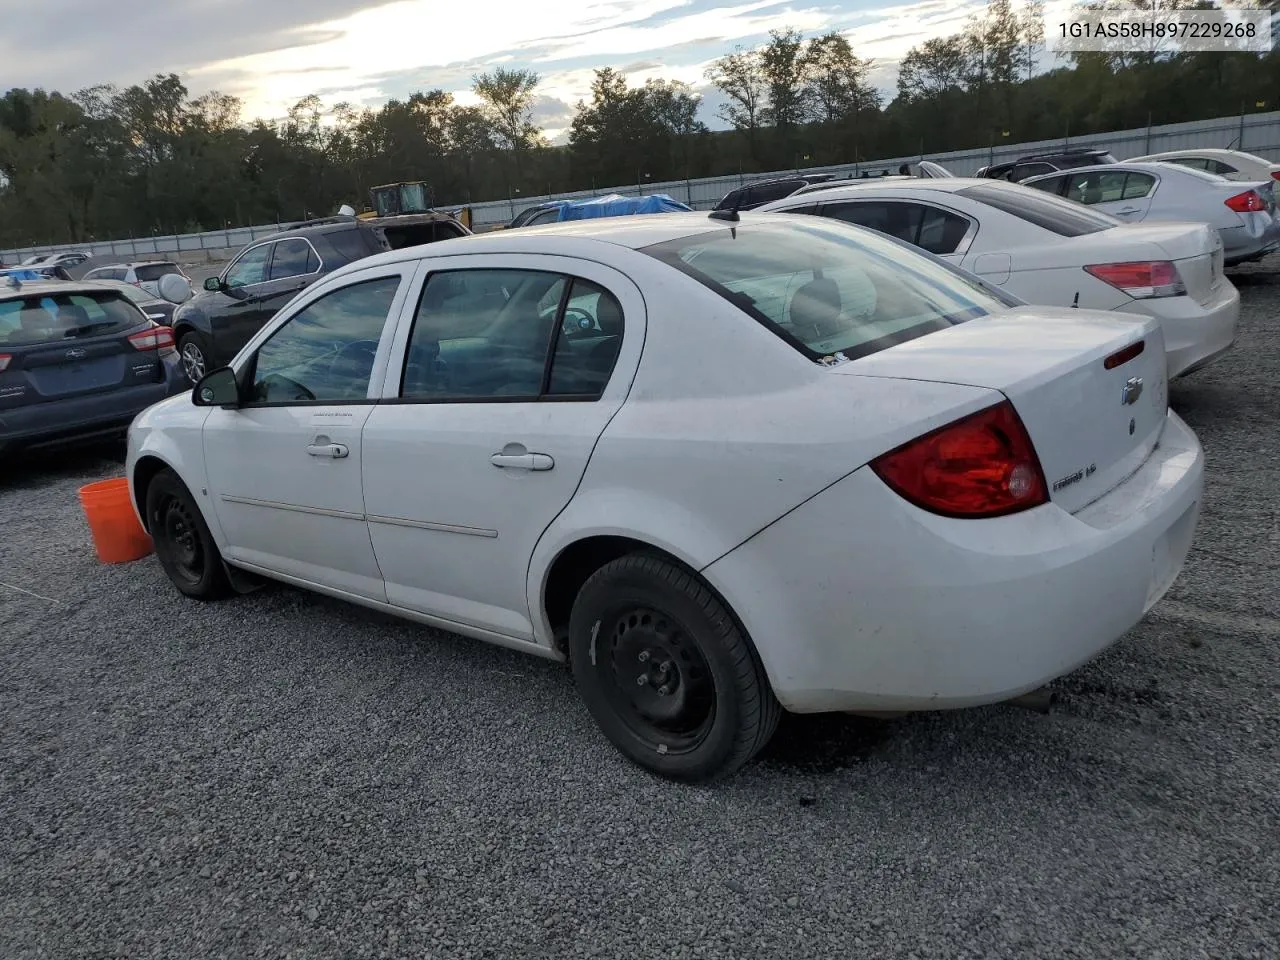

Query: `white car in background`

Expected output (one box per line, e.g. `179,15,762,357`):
1128,148,1280,184
82,261,192,299
759,178,1239,378
127,213,1204,782
1021,161,1280,267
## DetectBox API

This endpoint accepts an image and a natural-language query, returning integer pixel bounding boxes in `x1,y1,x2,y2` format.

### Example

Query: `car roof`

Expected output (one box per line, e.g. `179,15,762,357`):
1139,148,1244,159
0,278,135,301
1025,161,1184,177
771,178,994,201
318,211,795,277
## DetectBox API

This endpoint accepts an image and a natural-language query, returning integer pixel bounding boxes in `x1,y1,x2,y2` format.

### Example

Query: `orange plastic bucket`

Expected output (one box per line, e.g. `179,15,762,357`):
79,477,153,564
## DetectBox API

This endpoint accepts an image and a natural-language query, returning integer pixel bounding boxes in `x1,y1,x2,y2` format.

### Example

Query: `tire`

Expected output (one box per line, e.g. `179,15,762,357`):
177,330,211,383
144,468,231,601
568,553,781,783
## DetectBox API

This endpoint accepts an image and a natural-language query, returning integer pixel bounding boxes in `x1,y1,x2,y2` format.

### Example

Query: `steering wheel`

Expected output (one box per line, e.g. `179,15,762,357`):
561,308,597,337
258,373,315,402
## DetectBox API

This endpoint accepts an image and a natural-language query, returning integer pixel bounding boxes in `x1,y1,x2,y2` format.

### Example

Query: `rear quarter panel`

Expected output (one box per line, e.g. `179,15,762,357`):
527,258,1002,643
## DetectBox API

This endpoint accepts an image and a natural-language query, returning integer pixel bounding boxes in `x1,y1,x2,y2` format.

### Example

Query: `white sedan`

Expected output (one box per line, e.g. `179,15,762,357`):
1128,147,1280,184
1021,161,1280,267
759,178,1239,379
126,213,1204,782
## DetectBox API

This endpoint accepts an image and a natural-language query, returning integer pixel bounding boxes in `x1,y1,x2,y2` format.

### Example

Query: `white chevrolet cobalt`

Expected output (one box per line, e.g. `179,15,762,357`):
126,213,1205,782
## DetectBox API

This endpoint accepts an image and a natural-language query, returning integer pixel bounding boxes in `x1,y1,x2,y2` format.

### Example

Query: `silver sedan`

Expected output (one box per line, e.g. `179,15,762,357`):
1023,161,1280,267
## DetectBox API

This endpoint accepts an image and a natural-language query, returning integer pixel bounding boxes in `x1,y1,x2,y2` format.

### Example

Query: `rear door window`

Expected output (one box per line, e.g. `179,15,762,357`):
0,291,144,346
1121,173,1156,199
326,228,374,264
821,201,972,256
956,182,1117,237
1025,174,1069,195
269,239,320,280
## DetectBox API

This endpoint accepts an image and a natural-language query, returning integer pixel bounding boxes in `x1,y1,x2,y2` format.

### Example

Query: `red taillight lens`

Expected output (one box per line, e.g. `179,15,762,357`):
1224,189,1266,213
128,326,175,352
870,401,1049,519
1084,260,1185,299
1269,171,1280,182
0,353,10,372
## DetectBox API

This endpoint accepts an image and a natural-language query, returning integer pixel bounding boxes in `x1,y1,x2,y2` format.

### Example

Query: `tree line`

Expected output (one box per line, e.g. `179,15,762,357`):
1,0,1277,248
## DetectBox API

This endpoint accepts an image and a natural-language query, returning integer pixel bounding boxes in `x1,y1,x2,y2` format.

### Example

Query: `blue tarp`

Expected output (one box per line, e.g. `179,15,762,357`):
556,193,691,221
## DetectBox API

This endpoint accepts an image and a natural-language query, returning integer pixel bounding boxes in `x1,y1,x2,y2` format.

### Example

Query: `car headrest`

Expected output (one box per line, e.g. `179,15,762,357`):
791,276,842,330
594,294,623,335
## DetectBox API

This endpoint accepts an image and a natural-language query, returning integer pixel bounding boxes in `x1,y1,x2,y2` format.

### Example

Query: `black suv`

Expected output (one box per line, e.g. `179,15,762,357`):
171,211,469,382
713,174,838,212
975,149,1117,183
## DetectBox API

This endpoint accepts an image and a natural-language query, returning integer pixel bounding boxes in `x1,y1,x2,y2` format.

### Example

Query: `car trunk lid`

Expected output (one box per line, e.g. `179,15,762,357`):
834,307,1169,514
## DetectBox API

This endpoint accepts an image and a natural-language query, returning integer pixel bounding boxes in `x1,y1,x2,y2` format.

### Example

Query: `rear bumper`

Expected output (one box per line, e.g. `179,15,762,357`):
1220,221,1280,266
1132,282,1238,378
703,411,1205,714
0,356,187,452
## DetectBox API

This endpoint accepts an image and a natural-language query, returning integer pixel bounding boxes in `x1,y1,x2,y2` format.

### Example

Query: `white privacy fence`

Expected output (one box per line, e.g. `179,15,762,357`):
4,109,1278,262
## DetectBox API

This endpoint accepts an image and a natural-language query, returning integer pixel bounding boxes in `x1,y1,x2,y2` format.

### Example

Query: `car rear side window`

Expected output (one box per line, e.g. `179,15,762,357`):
1025,175,1068,195
956,182,1116,236
134,263,181,282
248,276,401,404
821,201,972,255
0,291,144,347
642,220,1005,363
326,227,374,264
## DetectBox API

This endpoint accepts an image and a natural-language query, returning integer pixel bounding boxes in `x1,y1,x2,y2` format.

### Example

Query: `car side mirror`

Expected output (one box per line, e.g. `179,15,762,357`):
203,276,223,292
192,367,241,408
157,273,193,304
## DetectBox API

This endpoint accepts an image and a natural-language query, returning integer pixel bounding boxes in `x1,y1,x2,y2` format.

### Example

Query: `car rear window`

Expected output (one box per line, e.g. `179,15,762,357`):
642,219,1007,363
0,290,144,346
134,263,181,282
956,182,1118,236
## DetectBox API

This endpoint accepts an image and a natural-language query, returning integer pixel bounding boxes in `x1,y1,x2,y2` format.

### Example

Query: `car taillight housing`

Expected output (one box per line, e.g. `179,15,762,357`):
1269,171,1280,182
1084,260,1185,299
128,325,176,353
870,400,1049,519
0,353,10,372
1224,189,1266,213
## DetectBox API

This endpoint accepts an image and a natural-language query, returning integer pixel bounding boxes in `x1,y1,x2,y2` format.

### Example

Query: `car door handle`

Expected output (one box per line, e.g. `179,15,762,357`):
490,452,554,471
1115,206,1141,214
307,440,349,458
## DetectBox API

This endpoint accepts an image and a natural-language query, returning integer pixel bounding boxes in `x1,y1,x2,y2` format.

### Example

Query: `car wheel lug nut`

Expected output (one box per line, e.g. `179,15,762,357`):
638,651,650,662
636,674,648,686
658,685,671,696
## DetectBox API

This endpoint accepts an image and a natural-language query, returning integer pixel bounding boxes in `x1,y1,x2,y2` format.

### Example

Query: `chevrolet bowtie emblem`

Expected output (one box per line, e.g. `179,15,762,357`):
1121,377,1143,406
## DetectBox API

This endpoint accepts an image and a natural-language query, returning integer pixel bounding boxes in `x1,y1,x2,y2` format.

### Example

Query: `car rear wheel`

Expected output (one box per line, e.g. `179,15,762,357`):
145,468,231,601
568,553,780,782
177,331,210,383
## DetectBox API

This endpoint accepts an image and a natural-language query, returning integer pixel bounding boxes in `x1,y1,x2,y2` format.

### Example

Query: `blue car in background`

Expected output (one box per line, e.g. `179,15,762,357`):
506,193,691,228
0,276,188,457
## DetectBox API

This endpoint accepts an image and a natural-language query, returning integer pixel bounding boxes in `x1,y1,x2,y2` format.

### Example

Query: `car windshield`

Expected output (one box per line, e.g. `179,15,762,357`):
642,219,1008,362
0,290,144,346
955,181,1119,237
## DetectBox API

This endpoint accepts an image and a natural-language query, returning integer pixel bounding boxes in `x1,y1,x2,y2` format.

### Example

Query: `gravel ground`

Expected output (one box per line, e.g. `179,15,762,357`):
3,257,1279,959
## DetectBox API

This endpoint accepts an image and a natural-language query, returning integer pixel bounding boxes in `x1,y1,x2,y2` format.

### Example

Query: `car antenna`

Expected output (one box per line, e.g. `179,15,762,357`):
709,198,741,223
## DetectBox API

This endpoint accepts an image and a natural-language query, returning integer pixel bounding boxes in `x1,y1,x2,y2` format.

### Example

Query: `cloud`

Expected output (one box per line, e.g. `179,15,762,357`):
1,0,994,133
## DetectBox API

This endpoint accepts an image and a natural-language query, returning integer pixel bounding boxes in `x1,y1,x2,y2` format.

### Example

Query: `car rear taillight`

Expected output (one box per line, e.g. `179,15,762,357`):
1270,171,1280,182
1225,189,1266,213
0,354,10,372
870,400,1049,519
1084,261,1185,299
128,326,175,352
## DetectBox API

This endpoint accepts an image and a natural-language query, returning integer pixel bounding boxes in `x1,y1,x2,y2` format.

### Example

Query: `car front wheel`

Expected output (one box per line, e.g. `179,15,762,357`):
145,468,231,601
568,553,780,782
177,331,211,383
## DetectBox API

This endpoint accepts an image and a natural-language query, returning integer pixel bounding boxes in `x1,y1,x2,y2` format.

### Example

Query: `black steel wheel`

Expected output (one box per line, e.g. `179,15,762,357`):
569,553,780,782
145,468,231,600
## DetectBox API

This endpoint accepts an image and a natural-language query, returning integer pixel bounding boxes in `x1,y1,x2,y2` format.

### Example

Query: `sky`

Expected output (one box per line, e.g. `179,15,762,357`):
1,0,1020,141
